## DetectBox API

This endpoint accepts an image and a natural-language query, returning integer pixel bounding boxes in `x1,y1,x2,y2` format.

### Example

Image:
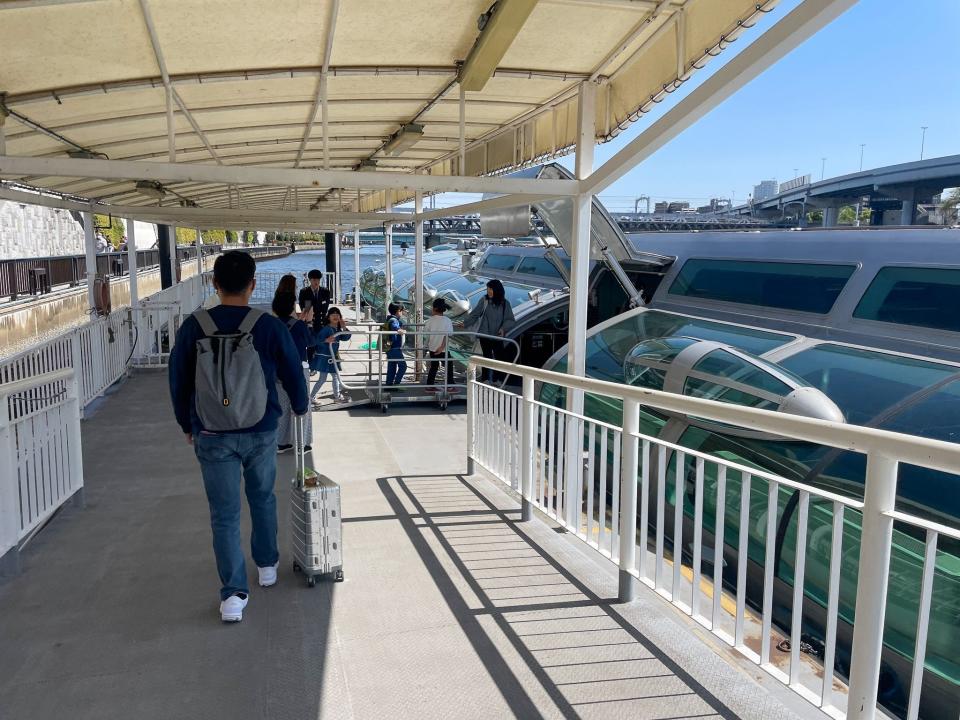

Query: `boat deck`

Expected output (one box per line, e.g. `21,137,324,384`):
1,371,820,720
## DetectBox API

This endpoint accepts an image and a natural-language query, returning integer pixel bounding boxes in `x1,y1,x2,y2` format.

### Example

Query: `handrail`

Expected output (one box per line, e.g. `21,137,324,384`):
0,367,74,397
469,356,960,475
464,354,960,720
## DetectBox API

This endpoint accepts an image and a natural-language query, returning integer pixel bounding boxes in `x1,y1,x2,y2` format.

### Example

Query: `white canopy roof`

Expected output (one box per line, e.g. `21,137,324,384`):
0,0,778,224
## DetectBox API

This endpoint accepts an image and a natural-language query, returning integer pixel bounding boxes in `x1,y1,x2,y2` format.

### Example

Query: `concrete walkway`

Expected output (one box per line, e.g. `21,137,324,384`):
0,372,820,720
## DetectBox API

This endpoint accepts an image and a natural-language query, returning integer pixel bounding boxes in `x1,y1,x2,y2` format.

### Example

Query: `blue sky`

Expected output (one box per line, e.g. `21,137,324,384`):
427,0,960,212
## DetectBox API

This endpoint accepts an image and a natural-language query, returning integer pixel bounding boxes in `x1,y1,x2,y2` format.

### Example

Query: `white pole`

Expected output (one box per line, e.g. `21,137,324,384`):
82,212,97,312
459,83,466,174
846,453,899,720
195,226,203,276
125,219,139,308
333,231,342,301
520,375,535,521
384,196,393,316
414,190,424,357
353,227,361,319
565,80,596,528
618,397,640,601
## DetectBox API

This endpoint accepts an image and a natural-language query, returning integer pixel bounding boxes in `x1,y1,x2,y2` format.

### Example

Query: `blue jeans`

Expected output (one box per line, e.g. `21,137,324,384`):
194,429,279,600
385,347,406,387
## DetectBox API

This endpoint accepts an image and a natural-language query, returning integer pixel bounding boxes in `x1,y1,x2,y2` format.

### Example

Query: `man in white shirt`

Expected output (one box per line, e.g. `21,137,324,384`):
424,298,454,391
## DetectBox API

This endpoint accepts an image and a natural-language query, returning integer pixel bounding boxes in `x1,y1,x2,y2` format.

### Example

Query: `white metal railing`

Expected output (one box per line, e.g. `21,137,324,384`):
251,270,339,307
0,311,132,415
132,272,209,367
466,356,960,720
0,368,84,565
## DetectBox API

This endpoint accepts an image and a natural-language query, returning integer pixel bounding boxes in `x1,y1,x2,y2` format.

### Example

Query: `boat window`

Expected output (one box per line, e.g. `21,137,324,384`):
692,350,797,396
853,266,960,332
516,256,563,280
778,344,956,425
669,259,855,314
502,283,539,309
624,338,697,391
480,254,521,272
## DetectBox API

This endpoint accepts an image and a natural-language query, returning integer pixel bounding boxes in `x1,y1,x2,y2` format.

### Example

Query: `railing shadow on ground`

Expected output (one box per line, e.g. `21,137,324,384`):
372,473,738,720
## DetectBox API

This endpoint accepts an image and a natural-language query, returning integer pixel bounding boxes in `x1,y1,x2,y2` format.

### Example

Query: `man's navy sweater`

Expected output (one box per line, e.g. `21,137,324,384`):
169,305,309,435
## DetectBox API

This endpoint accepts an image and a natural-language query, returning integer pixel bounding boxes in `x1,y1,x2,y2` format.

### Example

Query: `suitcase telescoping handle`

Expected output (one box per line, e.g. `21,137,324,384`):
294,412,308,488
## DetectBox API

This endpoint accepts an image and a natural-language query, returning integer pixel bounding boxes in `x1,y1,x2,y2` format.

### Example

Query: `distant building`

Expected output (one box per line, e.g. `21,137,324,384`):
696,198,731,214
753,180,778,202
654,201,690,214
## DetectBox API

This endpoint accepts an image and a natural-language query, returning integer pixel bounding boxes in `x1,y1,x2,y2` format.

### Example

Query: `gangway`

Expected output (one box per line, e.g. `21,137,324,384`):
312,328,520,413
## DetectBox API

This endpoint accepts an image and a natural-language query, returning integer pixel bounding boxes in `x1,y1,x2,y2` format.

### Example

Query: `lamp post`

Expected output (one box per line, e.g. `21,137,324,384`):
820,157,826,181
859,144,865,172
920,126,928,160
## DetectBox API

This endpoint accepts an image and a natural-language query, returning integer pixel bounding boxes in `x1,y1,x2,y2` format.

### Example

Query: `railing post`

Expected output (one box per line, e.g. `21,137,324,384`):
520,374,535,522
846,453,899,720
466,363,476,475
65,370,86,508
618,397,640,602
0,391,21,578
69,330,86,415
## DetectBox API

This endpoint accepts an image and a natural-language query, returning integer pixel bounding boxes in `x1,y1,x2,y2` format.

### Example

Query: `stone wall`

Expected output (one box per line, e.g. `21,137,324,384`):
0,200,86,259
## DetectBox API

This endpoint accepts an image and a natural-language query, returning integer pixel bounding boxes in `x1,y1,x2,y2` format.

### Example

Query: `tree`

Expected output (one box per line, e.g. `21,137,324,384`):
225,230,237,244
940,188,960,225
838,205,871,225
93,214,126,247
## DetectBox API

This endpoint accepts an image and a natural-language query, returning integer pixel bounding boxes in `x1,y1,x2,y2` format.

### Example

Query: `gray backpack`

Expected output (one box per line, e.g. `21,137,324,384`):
193,308,268,432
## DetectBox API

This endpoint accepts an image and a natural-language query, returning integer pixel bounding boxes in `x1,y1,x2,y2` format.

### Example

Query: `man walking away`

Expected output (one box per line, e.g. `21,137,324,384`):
169,251,308,623
298,269,332,333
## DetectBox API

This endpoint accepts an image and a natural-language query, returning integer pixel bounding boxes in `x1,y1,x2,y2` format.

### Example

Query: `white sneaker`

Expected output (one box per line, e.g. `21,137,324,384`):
220,593,248,622
258,562,278,587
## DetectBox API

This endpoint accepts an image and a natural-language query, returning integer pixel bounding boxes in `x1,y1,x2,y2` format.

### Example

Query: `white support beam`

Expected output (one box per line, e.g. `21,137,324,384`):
414,190,424,353
0,185,404,230
295,0,340,169
82,212,97,310
125,218,139,309
459,84,466,174
0,155,577,196
565,80,596,528
384,197,393,315
195,226,203,275
586,0,859,195
415,193,554,223
459,0,539,91
165,85,175,162
353,227,361,319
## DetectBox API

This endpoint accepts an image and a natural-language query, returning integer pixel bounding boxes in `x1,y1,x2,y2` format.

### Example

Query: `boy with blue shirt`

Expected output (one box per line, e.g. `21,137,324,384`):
169,251,308,623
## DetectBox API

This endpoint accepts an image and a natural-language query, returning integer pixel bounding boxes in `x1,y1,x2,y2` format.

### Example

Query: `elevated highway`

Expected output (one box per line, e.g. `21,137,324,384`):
729,154,960,226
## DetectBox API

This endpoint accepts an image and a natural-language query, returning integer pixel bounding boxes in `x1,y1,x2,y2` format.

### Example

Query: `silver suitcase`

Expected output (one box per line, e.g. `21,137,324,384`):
290,416,344,587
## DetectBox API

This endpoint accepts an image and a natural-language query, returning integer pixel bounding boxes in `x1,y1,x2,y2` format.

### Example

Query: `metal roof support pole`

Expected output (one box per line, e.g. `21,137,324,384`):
195,227,203,276
384,196,393,316
165,86,175,162
125,218,138,310
321,75,329,171
586,0,858,195
414,190,424,362
459,84,466,174
169,226,178,284
0,107,6,156
353,227,361,320
564,79,596,530
82,212,97,311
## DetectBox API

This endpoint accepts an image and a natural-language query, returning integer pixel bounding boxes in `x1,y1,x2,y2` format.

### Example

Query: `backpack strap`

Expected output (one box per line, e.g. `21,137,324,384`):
193,309,219,337
238,307,265,334
285,316,298,329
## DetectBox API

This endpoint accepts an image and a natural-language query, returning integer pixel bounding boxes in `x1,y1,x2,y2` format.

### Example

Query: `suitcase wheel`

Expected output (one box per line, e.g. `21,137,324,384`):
307,576,316,588
334,569,344,583
292,561,301,573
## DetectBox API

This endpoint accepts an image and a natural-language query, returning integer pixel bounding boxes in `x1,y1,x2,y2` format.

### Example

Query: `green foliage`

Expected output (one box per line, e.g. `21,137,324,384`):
173,228,231,245
838,205,871,225
225,230,237,244
93,215,126,247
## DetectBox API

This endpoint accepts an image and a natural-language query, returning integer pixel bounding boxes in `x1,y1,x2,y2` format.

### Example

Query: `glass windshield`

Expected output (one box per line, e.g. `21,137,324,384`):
669,259,855,314
778,344,956,425
480,254,521,272
516,256,563,280
853,266,960,332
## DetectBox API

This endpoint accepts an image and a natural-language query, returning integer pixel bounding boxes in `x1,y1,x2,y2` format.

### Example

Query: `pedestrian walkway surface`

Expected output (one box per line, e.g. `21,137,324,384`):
1,372,821,720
